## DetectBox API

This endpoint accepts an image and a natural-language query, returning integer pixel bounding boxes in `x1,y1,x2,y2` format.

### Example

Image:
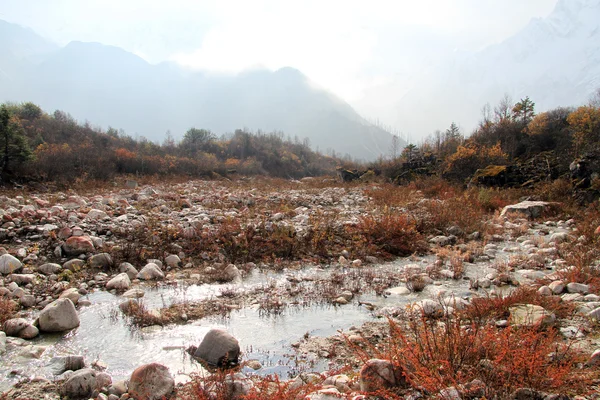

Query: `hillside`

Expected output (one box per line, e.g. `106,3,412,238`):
0,21,399,161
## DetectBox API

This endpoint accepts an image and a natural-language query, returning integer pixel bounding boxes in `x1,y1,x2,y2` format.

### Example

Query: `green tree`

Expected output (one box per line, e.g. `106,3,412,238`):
0,104,32,181
512,96,535,125
180,128,215,158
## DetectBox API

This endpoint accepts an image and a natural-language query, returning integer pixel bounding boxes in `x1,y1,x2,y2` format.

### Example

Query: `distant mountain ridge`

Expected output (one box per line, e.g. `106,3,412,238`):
0,21,399,160
356,0,600,138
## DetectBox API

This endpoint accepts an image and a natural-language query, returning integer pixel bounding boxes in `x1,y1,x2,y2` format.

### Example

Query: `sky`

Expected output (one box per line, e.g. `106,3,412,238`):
1,0,558,116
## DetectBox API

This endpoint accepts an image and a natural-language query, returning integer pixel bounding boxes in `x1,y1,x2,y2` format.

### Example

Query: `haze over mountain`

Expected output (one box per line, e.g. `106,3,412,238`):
355,0,600,138
0,20,398,161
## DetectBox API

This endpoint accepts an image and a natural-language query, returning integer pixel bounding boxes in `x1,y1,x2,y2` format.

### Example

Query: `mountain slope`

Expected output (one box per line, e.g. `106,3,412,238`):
0,21,398,161
362,0,600,138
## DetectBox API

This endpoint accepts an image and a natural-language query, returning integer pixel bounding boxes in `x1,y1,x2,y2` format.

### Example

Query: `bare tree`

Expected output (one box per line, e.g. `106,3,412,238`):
589,88,600,108
389,135,400,160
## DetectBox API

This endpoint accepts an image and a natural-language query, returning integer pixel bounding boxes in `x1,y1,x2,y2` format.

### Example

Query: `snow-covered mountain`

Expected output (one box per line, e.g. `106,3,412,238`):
359,0,600,139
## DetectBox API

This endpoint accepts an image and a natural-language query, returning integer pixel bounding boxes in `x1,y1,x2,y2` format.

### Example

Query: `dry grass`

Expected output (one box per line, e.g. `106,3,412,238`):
0,297,17,326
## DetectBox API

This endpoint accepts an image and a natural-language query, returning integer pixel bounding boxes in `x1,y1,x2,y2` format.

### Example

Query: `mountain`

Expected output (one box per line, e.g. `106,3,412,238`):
356,0,600,139
0,21,398,161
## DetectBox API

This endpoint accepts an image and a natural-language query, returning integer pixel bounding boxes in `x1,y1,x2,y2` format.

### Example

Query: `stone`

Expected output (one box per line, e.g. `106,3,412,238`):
20,294,36,308
61,368,97,399
38,298,80,332
122,289,145,299
500,201,551,219
3,318,39,339
509,304,556,328
86,209,109,220
586,307,600,321
193,329,240,368
49,355,86,375
106,273,131,291
567,282,589,294
306,388,343,400
63,259,85,272
38,263,63,275
411,299,444,318
59,288,81,305
0,254,22,275
221,372,254,399
89,253,113,270
10,274,36,285
538,286,553,296
119,262,138,280
137,263,164,280
0,331,5,354
128,363,174,400
359,359,408,393
548,280,565,295
63,236,95,256
222,264,242,283
164,255,181,268
587,349,600,366
385,286,411,296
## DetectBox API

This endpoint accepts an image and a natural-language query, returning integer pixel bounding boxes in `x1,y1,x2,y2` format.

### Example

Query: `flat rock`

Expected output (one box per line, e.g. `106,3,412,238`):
509,304,555,328
500,201,551,218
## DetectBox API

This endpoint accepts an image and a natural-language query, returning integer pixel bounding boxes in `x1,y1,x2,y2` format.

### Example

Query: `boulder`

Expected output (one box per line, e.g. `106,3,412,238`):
89,253,113,270
0,331,5,354
509,304,556,328
0,254,22,275
222,264,242,283
63,236,95,256
137,263,164,280
38,263,62,275
86,209,108,220
63,259,85,272
500,201,551,219
410,299,444,318
49,355,86,375
3,318,39,339
122,289,145,299
359,359,408,393
106,273,131,291
567,282,589,294
38,298,80,332
10,274,36,285
59,288,81,305
128,363,174,400
61,368,97,399
119,262,138,280
164,255,181,268
193,329,240,368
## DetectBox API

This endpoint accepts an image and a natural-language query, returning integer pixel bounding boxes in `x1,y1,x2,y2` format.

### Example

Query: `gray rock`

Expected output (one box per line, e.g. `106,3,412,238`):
49,355,86,375
106,273,131,291
193,329,240,368
128,363,174,400
164,255,181,268
10,274,36,285
59,288,81,305
222,264,242,283
20,294,36,308
86,209,108,220
567,282,589,294
137,263,164,280
548,280,565,295
0,254,22,275
38,263,62,275
122,289,145,299
0,331,5,354
3,318,39,339
119,262,138,280
359,359,408,393
38,298,80,332
500,201,550,218
63,259,85,272
61,368,97,399
509,304,555,328
89,253,113,270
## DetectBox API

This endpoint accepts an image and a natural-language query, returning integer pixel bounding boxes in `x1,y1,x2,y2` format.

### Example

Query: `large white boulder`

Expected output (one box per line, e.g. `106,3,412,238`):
38,298,80,332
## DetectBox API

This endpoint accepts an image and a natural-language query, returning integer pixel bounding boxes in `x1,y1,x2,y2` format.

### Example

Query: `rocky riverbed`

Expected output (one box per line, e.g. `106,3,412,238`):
1,178,600,399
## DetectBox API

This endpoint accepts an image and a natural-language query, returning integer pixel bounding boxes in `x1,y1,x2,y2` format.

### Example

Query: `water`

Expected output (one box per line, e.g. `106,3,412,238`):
0,240,535,392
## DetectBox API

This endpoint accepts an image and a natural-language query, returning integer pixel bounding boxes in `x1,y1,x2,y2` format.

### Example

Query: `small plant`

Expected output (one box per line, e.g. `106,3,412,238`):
0,297,17,326
405,274,427,292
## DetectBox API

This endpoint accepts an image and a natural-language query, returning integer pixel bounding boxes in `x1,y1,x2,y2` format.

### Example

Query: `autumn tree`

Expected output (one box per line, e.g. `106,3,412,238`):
526,107,572,154
0,104,32,182
567,105,600,155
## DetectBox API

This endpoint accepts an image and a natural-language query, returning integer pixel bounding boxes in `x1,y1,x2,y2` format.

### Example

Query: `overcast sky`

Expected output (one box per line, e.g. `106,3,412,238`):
1,0,558,104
